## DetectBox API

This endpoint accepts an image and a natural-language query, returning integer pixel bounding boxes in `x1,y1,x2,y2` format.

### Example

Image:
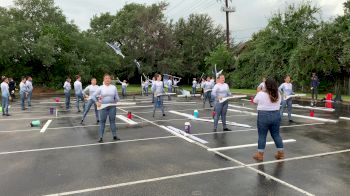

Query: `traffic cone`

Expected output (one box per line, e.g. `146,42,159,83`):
211,111,216,119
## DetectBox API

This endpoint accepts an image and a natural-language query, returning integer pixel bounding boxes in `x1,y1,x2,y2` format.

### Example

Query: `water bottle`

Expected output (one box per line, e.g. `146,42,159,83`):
193,110,199,118
184,122,191,133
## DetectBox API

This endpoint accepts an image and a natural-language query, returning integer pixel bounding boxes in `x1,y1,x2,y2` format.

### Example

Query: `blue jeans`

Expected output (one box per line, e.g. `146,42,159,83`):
1,96,9,114
280,98,292,120
27,91,32,106
144,87,149,96
99,106,117,138
65,92,70,110
76,93,84,112
214,101,228,129
153,96,164,117
168,86,172,93
20,92,26,110
122,87,126,97
82,99,99,122
192,87,196,94
257,111,284,152
203,91,212,106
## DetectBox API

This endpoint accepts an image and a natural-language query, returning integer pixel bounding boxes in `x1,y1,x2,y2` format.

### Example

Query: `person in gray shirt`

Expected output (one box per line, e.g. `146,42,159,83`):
63,77,71,110
74,75,84,112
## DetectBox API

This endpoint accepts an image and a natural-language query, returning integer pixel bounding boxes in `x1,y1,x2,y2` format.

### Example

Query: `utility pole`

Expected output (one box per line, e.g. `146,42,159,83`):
222,0,236,48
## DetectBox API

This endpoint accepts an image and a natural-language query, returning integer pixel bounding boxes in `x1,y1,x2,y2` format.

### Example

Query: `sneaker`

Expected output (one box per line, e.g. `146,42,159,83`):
98,138,103,143
5,114,11,116
289,120,295,123
213,129,217,132
80,120,84,125
163,114,166,116
223,128,232,132
113,136,121,141
253,152,264,161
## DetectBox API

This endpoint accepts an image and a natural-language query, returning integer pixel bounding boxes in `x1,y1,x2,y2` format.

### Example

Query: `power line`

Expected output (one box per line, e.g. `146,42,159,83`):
167,0,187,15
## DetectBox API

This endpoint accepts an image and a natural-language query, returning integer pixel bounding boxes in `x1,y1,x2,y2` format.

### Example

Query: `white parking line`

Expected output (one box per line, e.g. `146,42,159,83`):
0,136,176,156
228,104,254,111
340,116,350,121
43,165,246,196
40,120,52,133
228,108,338,123
169,110,251,128
43,149,350,196
207,139,296,151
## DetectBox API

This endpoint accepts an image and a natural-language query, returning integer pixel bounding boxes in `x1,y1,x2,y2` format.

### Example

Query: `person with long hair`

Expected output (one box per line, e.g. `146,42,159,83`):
1,77,11,116
253,78,284,161
279,75,294,123
152,74,166,117
92,74,120,143
63,77,71,110
81,78,99,124
211,74,231,132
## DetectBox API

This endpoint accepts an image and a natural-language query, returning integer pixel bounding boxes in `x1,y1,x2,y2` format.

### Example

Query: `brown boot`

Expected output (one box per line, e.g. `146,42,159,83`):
275,151,285,160
253,152,264,161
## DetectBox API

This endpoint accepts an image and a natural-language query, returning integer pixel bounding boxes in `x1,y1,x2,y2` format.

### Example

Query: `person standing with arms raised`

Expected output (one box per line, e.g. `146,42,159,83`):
63,77,71,111
92,74,120,143
152,74,166,117
1,77,11,116
211,74,232,132
81,78,99,124
74,75,84,112
26,76,33,107
19,77,28,110
253,78,284,161
279,75,294,123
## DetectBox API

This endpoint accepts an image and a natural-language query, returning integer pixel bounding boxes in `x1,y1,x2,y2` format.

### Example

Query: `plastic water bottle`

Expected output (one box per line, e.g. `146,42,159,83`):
193,110,199,118
185,122,191,133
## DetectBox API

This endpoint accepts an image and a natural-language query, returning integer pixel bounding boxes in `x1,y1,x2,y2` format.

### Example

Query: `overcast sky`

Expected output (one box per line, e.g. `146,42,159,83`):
0,0,346,42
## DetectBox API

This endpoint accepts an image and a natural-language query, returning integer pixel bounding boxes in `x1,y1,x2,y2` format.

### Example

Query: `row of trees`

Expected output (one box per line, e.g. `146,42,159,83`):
1,0,350,94
0,0,226,87
234,1,350,95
